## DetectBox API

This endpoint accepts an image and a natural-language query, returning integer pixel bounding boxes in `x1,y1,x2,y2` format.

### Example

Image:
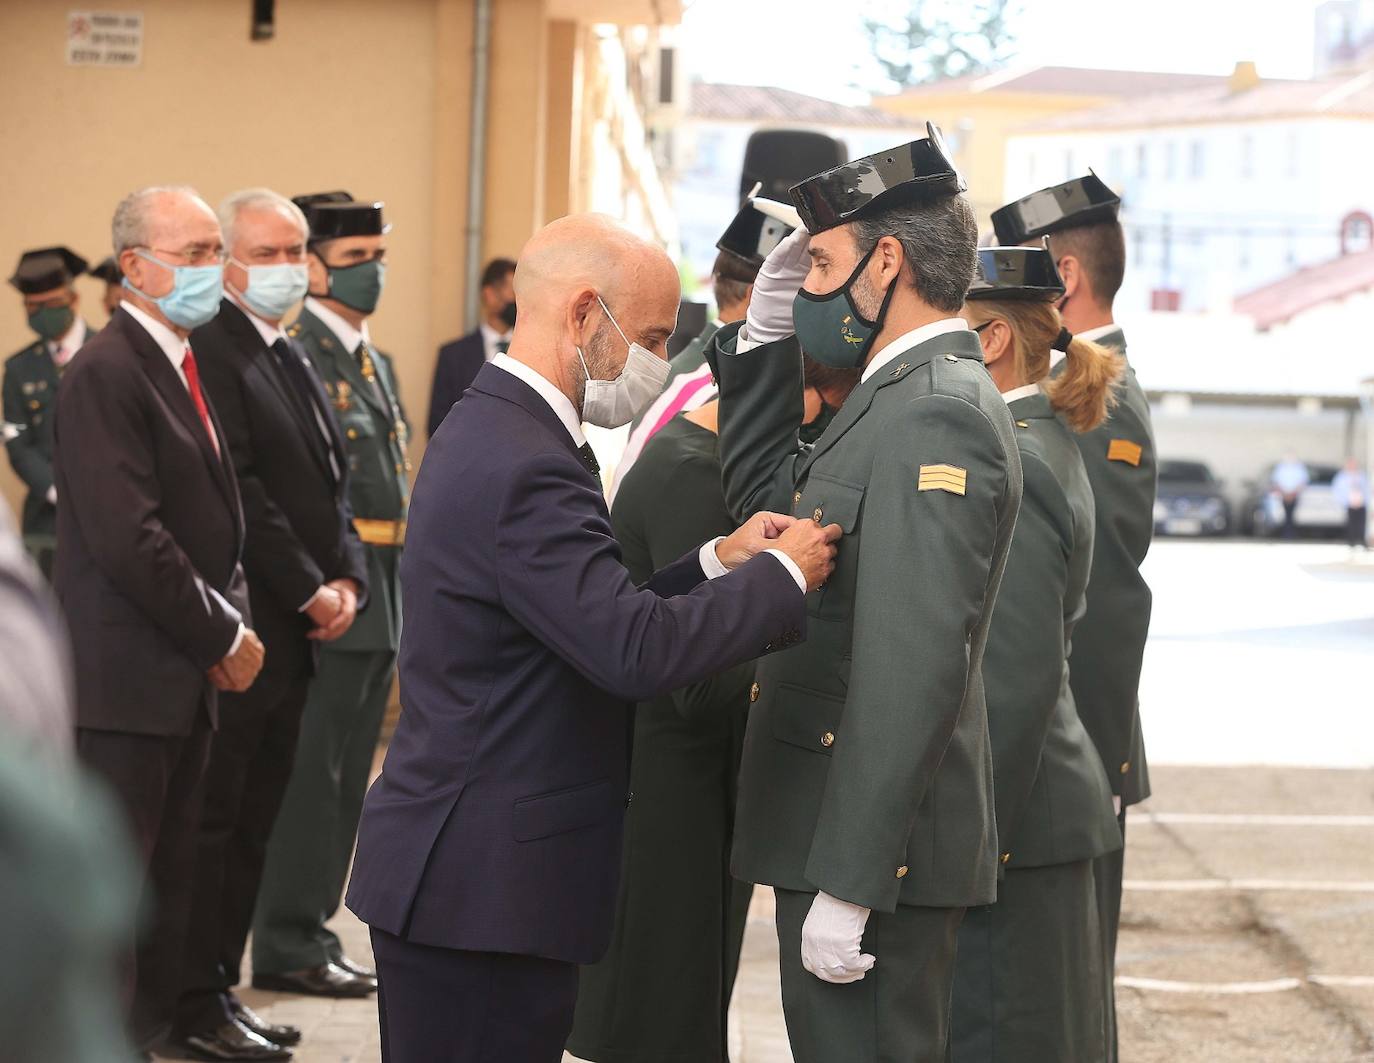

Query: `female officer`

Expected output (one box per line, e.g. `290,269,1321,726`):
950,244,1126,1063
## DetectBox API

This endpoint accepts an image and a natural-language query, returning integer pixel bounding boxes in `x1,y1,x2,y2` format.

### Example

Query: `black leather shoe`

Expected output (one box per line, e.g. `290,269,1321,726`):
331,954,378,983
229,999,301,1047
252,962,376,998
174,1018,292,1060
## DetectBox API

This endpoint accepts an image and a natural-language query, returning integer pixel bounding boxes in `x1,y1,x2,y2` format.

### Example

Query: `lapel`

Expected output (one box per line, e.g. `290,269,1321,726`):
301,308,388,419
289,334,349,490
469,361,586,470
798,329,986,480
117,309,240,522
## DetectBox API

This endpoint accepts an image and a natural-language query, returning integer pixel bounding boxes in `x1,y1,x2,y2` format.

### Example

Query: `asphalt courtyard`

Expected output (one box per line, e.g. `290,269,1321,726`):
208,540,1374,1062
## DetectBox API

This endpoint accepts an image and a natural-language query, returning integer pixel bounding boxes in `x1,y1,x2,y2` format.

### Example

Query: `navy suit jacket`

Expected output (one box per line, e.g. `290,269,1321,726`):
426,329,485,438
346,362,805,964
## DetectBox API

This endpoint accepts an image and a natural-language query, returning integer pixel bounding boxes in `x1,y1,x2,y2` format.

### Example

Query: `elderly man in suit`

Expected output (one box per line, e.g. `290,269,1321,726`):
345,213,839,1063
426,256,516,436
171,187,371,1062
54,185,265,1057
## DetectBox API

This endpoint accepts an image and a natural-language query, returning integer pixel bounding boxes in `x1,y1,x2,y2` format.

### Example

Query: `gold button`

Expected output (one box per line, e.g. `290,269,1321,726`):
395,463,404,474
821,732,835,748
749,683,760,703
1001,852,1011,864
945,354,958,362
793,491,802,506
1016,420,1029,428
895,865,908,878
812,507,823,522
1120,761,1131,774
346,427,358,440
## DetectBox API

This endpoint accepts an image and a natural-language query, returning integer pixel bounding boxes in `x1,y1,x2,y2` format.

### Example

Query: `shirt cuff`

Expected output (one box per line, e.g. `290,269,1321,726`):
699,537,730,579
299,585,326,613
226,623,246,658
764,548,807,594
737,326,762,354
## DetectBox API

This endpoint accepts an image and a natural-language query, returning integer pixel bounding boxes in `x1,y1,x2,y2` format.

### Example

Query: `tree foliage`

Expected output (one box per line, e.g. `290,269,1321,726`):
862,0,1019,91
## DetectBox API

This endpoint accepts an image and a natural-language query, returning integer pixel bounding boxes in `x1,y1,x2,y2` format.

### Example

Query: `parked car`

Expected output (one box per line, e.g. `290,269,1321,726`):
1242,463,1347,538
1153,459,1231,536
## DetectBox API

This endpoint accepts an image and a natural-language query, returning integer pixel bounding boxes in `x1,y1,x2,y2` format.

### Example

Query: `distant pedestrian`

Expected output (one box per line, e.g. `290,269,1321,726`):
1271,456,1310,539
1331,458,1369,550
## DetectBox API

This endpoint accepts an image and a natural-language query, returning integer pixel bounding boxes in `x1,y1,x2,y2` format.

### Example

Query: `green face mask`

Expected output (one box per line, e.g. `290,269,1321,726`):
792,243,894,369
326,259,386,315
27,303,75,342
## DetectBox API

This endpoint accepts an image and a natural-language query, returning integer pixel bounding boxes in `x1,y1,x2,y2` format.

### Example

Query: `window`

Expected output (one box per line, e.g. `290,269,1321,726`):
1240,134,1254,178
1107,145,1123,177
1137,142,1148,178
1164,141,1176,179
1189,140,1205,178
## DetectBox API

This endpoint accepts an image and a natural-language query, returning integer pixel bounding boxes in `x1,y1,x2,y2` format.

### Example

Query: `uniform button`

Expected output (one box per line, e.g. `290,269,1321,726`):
749,683,760,703
820,732,835,748
1016,420,1029,429
347,427,358,440
895,865,908,878
1001,852,1011,864
945,354,958,362
793,491,802,506
395,463,404,474
626,791,634,807
1120,761,1131,774
812,507,823,522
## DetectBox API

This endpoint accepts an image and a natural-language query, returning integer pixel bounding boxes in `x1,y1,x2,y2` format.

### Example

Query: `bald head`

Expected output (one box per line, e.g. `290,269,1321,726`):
506,213,680,414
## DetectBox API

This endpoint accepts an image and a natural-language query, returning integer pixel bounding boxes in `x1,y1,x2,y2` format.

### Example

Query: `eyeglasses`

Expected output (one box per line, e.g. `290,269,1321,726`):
140,246,226,267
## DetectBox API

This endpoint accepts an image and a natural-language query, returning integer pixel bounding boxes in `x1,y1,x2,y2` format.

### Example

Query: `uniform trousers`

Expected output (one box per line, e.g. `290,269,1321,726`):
176,666,310,1033
949,860,1106,1063
252,647,396,974
775,888,964,1063
370,927,580,1063
1095,810,1127,1063
76,710,213,1051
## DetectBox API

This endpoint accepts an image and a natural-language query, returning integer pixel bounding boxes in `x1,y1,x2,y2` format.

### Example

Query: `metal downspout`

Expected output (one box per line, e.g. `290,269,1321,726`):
463,0,492,332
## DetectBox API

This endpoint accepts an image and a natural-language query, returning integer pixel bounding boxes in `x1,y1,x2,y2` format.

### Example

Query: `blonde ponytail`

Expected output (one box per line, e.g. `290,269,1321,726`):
1043,335,1124,433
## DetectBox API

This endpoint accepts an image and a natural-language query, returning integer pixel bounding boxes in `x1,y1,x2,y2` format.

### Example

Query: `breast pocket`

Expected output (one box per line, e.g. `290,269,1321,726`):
770,683,845,757
795,474,865,620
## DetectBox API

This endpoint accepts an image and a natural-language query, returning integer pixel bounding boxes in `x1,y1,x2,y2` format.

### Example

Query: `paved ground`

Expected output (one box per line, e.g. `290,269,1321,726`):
199,541,1374,1061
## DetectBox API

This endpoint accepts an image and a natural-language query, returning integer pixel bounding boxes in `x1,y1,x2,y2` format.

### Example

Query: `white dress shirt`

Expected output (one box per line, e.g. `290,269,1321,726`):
480,321,513,362
487,354,805,593
304,296,369,353
860,317,970,383
121,301,245,655
1001,382,1042,405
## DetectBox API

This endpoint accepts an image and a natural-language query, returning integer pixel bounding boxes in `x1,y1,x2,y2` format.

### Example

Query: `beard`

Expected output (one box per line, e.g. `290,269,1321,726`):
849,259,886,324
573,322,620,413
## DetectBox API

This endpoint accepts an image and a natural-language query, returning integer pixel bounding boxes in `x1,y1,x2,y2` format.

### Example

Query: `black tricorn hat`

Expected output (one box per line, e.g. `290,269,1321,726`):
292,190,391,242
991,171,1120,245
8,246,88,294
965,242,1065,302
716,200,796,270
787,122,966,234
90,255,122,286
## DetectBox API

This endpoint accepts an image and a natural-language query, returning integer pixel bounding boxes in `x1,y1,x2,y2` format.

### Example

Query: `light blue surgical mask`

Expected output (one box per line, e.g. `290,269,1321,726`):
230,258,309,320
125,250,224,330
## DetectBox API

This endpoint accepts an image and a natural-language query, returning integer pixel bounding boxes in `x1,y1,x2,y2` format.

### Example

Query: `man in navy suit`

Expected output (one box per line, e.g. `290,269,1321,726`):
346,214,839,1063
425,256,516,437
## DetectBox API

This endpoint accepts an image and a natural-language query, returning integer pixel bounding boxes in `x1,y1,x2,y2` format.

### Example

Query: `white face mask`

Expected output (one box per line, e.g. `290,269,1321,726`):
576,295,671,429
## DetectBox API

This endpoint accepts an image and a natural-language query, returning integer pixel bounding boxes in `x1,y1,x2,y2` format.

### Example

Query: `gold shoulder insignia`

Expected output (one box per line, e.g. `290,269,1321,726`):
1015,420,1029,429
918,463,967,496
287,323,302,338
1107,439,1143,466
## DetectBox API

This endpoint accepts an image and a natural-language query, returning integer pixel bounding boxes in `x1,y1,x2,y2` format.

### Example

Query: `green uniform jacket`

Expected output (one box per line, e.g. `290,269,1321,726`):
288,307,409,653
987,391,1120,871
1058,328,1155,806
706,322,1024,912
2,325,92,542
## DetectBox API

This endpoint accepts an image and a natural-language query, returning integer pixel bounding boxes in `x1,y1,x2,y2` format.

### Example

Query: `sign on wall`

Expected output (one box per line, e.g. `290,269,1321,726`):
67,11,143,67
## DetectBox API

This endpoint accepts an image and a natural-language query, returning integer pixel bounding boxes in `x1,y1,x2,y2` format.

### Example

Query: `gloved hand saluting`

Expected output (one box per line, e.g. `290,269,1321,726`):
801,890,875,984
742,226,811,347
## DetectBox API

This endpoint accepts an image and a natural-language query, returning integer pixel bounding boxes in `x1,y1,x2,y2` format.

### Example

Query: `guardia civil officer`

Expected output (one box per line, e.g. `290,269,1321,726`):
994,174,1157,1061
3,247,93,577
949,245,1125,1062
90,256,125,319
610,199,798,502
249,191,407,998
705,126,1024,1060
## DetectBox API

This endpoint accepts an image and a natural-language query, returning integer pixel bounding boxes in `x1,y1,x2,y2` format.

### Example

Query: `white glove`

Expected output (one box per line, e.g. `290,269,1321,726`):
743,227,812,346
801,890,875,984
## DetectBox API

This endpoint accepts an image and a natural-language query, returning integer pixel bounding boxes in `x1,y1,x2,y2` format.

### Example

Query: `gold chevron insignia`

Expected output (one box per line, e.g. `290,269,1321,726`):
1107,439,1143,466
918,463,967,495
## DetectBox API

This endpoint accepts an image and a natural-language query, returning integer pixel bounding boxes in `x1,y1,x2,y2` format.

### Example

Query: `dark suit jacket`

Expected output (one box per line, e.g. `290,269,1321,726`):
54,307,248,737
346,362,806,965
192,299,369,680
426,329,485,437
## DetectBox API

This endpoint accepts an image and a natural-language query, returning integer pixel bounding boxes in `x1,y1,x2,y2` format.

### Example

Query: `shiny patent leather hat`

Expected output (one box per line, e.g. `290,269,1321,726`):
293,190,391,241
991,171,1120,245
716,196,797,269
965,241,1065,302
787,122,966,234
9,246,88,293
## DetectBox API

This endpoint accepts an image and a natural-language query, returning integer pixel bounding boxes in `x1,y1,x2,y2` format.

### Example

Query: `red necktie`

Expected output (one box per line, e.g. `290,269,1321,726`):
181,345,221,458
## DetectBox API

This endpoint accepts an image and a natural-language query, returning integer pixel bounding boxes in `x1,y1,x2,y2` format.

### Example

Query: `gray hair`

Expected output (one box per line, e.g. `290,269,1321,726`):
110,185,201,255
849,194,979,314
217,187,309,251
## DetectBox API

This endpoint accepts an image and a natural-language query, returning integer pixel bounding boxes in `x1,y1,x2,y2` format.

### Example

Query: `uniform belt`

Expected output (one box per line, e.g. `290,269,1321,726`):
353,518,406,546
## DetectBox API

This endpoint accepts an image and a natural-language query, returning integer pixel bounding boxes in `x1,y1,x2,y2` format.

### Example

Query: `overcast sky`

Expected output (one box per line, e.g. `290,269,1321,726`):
681,0,1326,101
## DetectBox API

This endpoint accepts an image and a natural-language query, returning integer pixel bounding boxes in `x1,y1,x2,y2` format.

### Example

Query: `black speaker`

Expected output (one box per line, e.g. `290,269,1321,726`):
739,130,848,205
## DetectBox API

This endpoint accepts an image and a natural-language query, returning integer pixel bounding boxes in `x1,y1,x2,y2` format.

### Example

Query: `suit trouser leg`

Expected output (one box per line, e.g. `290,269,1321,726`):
949,860,1106,1063
1095,810,1128,1063
76,711,213,1051
176,670,309,1033
251,649,394,974
370,927,579,1063
774,888,964,1063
